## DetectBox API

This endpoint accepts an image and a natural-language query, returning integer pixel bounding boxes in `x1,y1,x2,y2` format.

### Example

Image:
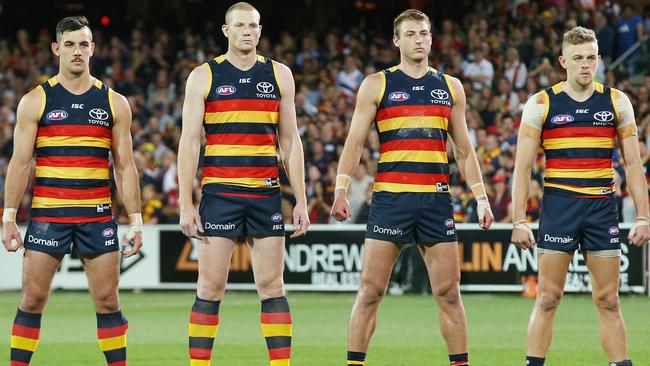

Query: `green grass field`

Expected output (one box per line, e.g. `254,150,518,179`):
0,291,648,365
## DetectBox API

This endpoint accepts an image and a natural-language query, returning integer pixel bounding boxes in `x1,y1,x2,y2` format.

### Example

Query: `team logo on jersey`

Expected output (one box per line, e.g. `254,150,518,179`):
551,114,574,125
89,108,109,121
594,111,614,122
46,110,68,121
102,228,115,238
388,91,410,102
430,89,449,100
256,82,274,94
608,226,619,236
271,213,283,223
444,218,455,228
216,85,237,95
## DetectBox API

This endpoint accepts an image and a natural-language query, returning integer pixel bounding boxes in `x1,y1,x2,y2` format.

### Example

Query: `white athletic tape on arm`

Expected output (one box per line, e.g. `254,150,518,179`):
126,213,143,241
2,208,17,223
335,174,351,192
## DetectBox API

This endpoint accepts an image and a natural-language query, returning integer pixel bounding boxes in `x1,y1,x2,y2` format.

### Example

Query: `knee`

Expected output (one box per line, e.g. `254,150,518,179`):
433,283,462,306
256,276,285,300
537,291,562,312
357,282,386,307
20,290,49,313
94,290,120,313
594,293,620,312
197,275,227,301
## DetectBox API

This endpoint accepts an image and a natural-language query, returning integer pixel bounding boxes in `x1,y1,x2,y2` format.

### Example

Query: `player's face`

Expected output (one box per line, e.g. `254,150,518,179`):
393,20,431,63
560,42,599,88
223,10,261,52
52,27,94,76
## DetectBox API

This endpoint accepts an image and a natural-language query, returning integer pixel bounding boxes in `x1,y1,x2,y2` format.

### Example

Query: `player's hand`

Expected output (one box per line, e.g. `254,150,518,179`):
122,231,143,258
2,221,23,252
290,201,310,238
511,221,535,250
628,219,650,247
180,204,204,239
477,197,494,229
330,190,352,222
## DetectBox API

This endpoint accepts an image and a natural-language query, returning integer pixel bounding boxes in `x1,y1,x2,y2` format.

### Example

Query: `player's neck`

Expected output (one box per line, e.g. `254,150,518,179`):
224,49,257,71
398,59,429,79
55,69,94,95
562,79,595,102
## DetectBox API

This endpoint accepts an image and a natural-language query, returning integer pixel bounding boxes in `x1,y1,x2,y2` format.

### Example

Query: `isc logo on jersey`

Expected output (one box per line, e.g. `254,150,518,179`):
551,114,574,125
217,85,237,96
47,110,68,121
389,91,410,102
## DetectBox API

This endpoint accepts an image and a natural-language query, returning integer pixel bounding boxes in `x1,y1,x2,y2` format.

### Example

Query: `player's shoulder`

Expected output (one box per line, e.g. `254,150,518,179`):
527,90,550,105
608,86,629,101
19,83,46,108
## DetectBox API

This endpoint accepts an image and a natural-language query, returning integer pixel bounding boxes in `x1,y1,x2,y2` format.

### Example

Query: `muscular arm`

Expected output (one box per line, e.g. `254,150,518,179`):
111,90,141,215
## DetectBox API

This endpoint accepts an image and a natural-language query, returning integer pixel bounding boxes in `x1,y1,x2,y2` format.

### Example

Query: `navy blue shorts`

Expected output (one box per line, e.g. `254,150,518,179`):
24,220,119,256
537,194,620,252
366,191,457,245
199,184,285,238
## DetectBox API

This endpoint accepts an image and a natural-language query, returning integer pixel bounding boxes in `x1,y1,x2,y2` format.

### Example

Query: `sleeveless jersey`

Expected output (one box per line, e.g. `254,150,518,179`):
374,66,456,193
541,82,617,197
32,77,114,223
201,55,282,190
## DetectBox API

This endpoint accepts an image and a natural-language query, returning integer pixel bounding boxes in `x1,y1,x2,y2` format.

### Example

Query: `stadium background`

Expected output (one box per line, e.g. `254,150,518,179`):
1,0,650,364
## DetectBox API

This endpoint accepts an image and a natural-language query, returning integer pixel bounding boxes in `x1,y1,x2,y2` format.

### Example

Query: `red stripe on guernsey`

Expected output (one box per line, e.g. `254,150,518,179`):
268,347,291,360
450,362,469,366
36,156,108,168
37,125,111,138
380,139,446,153
205,99,280,113
11,324,40,339
107,362,126,366
546,158,612,169
261,312,292,324
97,324,128,339
542,127,615,139
189,348,212,359
206,133,276,146
33,186,111,200
190,311,219,325
376,105,451,121
216,192,271,199
10,361,30,366
32,216,113,224
203,166,279,179
375,172,449,185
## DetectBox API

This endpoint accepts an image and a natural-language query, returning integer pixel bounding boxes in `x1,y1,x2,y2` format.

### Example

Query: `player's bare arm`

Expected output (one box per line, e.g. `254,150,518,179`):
510,92,544,249
614,89,650,247
446,76,494,229
2,87,42,252
275,61,310,238
111,89,143,257
331,73,381,222
178,63,209,239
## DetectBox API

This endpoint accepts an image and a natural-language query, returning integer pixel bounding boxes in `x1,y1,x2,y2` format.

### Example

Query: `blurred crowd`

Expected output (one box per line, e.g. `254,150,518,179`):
0,1,649,225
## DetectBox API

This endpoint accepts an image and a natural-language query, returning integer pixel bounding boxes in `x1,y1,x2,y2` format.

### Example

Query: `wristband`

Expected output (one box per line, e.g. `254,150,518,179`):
470,182,487,198
2,208,17,223
335,174,351,192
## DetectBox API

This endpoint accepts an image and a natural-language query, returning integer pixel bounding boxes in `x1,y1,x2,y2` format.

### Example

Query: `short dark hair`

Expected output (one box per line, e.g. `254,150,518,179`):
56,16,90,42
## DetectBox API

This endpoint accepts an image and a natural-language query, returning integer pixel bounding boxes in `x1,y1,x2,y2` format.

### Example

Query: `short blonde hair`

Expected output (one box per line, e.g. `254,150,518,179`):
562,26,597,48
225,2,259,24
393,9,431,37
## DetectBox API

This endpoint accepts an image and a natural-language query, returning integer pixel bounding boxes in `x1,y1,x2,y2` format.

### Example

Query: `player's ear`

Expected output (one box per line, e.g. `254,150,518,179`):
221,24,229,38
392,34,399,48
558,55,566,69
51,42,60,57
90,42,95,57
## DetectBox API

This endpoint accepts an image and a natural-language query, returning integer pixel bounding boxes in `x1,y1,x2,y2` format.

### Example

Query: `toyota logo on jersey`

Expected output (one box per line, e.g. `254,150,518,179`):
430,89,449,100
89,108,109,121
594,111,614,122
256,82,274,94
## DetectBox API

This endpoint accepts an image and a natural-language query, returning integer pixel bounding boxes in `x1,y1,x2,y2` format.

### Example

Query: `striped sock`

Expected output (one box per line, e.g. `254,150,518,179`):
189,297,220,366
526,356,545,366
260,296,292,366
450,353,469,365
10,309,41,366
347,351,366,365
97,311,128,366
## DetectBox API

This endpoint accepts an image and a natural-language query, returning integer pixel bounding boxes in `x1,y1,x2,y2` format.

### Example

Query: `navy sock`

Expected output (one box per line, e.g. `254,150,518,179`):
449,352,469,365
609,360,632,366
347,351,366,365
526,356,545,366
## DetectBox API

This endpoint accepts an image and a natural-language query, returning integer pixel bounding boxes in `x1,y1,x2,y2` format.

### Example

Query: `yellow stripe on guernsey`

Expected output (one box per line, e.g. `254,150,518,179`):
347,362,365,366
377,116,448,132
31,196,111,209
189,323,219,338
378,150,448,164
98,335,126,352
544,183,614,195
35,166,109,180
204,111,279,124
36,136,111,149
261,323,292,337
375,182,447,193
545,168,613,179
190,360,211,366
11,336,39,352
543,137,614,150
204,144,276,157
270,360,290,366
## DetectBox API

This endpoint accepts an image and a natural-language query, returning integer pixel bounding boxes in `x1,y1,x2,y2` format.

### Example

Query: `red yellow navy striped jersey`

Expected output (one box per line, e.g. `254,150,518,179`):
202,55,281,190
31,76,115,223
541,82,618,197
373,66,456,193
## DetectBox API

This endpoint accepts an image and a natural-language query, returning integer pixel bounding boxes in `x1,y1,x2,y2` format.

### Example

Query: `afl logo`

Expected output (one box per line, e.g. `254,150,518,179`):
46,110,68,121
388,91,410,102
89,108,109,121
594,111,614,122
431,89,449,100
551,114,574,125
271,213,283,223
256,82,274,94
444,218,455,228
216,85,237,95
102,228,115,238
608,226,619,236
